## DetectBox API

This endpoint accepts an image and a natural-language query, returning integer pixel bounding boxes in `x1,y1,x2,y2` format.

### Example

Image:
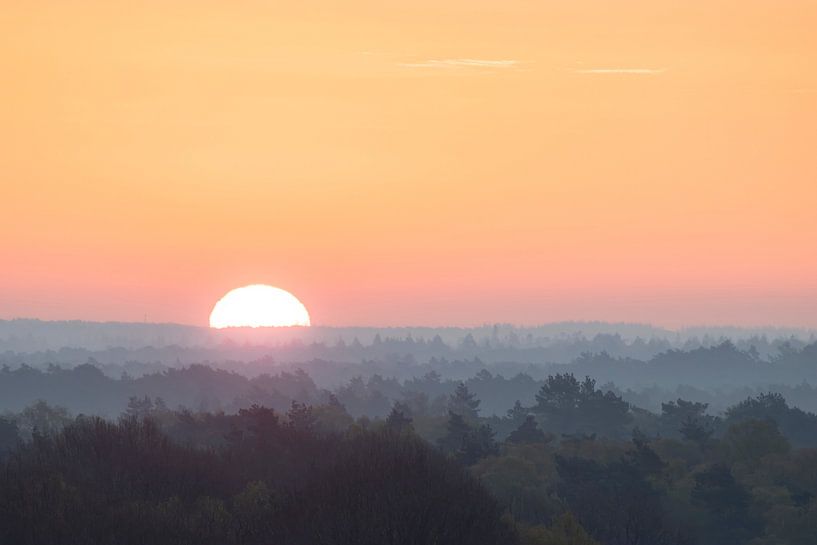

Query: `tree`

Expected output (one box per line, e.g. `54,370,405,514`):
507,400,528,422
232,481,279,544
660,398,716,441
238,404,283,451
0,415,517,545
556,453,683,545
508,415,548,444
312,398,355,434
518,512,600,545
385,403,414,434
461,424,500,465
723,418,790,468
0,417,20,456
725,393,817,448
626,430,665,477
125,395,155,420
691,464,760,544
439,412,473,454
297,431,516,545
449,382,481,421
16,400,72,439
680,415,714,447
287,401,316,433
438,412,498,465
533,374,630,438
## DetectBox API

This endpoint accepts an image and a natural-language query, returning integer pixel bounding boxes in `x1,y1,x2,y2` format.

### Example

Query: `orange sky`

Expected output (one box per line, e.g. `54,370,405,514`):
1,0,816,328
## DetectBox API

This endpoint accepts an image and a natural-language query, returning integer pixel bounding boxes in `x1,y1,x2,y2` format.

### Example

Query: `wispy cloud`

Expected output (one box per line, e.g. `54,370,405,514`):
575,68,666,75
400,59,522,69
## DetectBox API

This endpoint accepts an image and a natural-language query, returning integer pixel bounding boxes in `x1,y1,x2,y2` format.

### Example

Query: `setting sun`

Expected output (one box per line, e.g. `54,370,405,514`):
209,285,311,328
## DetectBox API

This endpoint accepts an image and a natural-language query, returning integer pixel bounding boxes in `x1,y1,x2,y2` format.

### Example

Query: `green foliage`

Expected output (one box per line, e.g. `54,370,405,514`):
661,399,718,446
312,397,355,434
6,366,817,545
533,374,631,438
726,393,817,448
518,513,600,545
438,411,499,465
472,443,560,524
508,415,550,445
555,451,685,544
724,419,790,468
692,464,759,544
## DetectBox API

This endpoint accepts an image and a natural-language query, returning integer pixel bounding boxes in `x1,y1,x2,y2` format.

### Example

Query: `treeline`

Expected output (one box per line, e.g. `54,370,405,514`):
5,341,817,419
3,373,817,544
2,325,815,375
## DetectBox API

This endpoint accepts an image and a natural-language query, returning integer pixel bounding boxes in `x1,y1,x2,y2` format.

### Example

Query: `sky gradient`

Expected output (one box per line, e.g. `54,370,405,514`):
2,1,816,328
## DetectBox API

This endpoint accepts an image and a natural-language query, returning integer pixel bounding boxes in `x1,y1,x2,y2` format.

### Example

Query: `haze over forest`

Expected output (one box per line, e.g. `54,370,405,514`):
3,0,816,543
3,318,817,417
5,319,817,544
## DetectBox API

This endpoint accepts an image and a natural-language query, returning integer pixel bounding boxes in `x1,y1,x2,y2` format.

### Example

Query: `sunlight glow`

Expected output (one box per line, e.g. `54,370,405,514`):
209,285,311,328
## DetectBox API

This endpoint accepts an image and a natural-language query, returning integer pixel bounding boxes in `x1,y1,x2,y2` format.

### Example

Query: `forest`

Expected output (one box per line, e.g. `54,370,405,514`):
3,365,817,544
3,323,817,544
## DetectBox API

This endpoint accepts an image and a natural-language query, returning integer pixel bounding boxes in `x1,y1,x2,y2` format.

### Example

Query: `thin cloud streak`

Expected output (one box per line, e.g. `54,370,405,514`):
400,59,522,69
576,68,666,75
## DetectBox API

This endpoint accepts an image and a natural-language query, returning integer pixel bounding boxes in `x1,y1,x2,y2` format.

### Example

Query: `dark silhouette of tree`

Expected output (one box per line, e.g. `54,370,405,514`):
287,400,316,433
691,464,760,544
626,429,665,476
533,374,631,438
438,411,498,465
461,423,500,465
439,411,473,454
448,382,481,421
660,398,717,441
294,431,515,545
726,392,817,448
556,453,684,545
125,395,155,419
680,415,714,447
507,415,548,444
0,417,19,457
385,402,414,433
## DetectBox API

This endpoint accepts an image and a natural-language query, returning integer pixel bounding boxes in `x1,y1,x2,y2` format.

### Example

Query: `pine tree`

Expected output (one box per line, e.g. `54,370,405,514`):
460,424,499,465
385,403,413,433
438,411,472,454
507,415,546,444
448,382,481,421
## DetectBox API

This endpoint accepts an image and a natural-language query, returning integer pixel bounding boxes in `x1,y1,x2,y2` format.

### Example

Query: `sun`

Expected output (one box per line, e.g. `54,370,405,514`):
209,285,311,328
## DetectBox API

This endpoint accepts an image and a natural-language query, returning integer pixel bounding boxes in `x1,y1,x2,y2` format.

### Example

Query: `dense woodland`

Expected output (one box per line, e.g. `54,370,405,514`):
3,324,817,544
3,365,817,543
